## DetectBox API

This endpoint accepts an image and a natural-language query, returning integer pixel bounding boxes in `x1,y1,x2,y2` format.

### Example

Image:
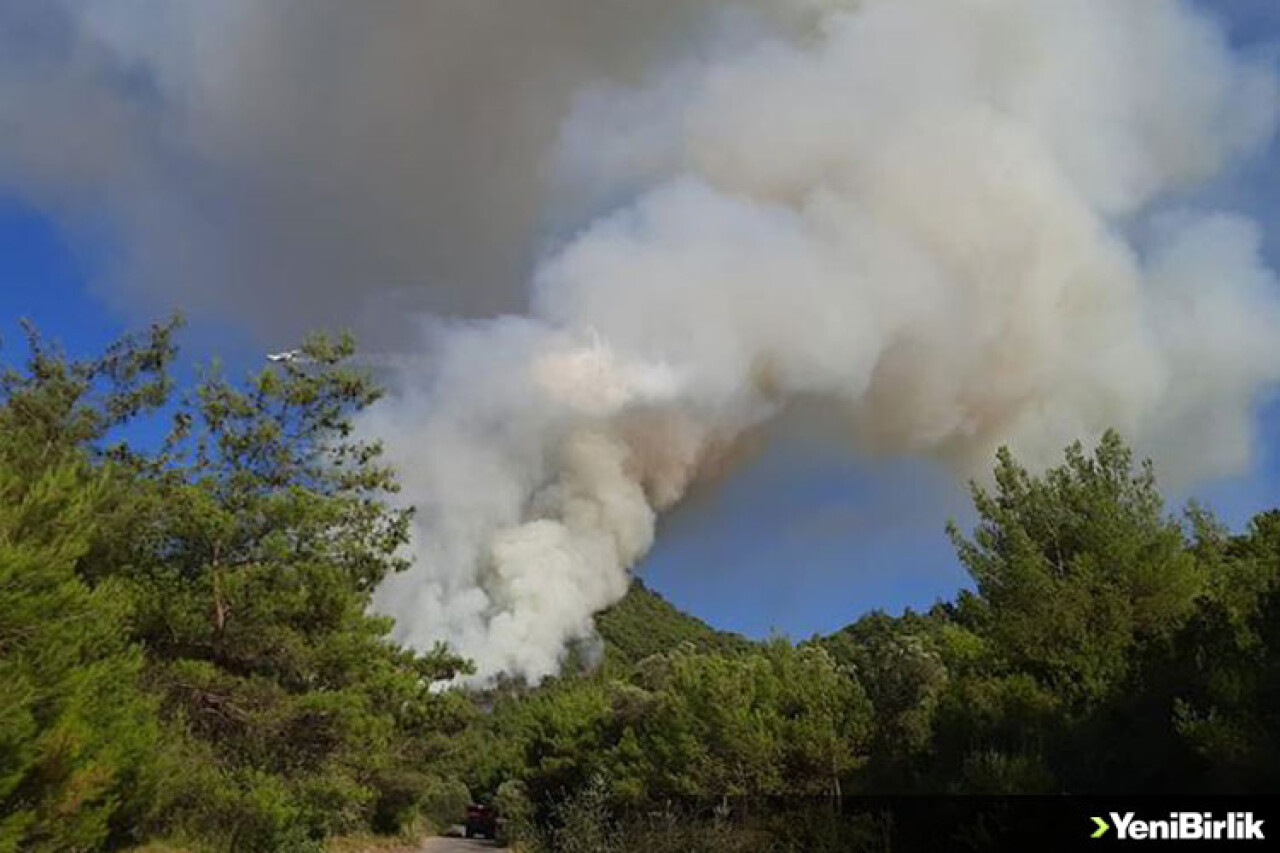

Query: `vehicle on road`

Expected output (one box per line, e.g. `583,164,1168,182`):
464,803,498,839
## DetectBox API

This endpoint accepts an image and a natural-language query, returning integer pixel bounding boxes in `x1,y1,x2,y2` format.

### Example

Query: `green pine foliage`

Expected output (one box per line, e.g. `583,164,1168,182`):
595,580,752,664
0,460,158,853
0,324,471,852
0,322,173,852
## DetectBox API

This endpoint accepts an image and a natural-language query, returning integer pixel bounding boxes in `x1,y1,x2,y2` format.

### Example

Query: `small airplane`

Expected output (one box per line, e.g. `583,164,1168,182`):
267,349,398,370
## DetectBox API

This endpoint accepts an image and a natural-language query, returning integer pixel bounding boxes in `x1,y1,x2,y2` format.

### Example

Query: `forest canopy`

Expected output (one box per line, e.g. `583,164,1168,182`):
1,324,1277,852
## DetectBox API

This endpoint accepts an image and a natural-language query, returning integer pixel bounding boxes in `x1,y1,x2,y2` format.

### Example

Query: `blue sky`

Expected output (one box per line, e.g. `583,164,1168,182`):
3,0,1280,641
1,196,114,360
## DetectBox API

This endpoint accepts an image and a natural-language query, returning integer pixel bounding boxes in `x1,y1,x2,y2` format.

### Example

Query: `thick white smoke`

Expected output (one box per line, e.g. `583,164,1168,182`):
4,0,1279,681
363,0,1280,681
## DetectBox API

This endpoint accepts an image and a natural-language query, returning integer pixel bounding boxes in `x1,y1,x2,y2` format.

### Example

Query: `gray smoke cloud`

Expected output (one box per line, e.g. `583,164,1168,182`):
3,0,1279,681
0,0,818,338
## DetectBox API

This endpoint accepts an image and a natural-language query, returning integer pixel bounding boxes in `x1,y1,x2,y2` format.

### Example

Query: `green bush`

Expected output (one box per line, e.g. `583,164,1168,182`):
369,769,428,836
420,777,471,833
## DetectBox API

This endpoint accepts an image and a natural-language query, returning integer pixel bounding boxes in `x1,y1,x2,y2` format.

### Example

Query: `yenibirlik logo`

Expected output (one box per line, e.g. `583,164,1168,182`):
1091,812,1265,842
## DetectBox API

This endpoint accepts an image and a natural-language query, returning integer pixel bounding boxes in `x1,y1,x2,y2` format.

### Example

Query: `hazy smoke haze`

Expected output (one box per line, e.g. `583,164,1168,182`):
3,0,1279,681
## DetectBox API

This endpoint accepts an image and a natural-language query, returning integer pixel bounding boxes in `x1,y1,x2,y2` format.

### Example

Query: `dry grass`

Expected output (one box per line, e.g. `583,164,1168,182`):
122,828,434,853
326,831,429,853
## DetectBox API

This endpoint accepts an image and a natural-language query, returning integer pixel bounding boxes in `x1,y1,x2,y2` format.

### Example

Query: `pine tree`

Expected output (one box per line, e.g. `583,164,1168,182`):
0,458,157,852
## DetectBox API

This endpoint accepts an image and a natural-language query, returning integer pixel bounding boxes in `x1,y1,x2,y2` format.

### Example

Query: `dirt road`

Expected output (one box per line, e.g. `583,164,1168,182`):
417,835,499,852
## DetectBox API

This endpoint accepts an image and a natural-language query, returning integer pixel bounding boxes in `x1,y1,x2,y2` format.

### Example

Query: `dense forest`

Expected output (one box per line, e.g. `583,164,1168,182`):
2,324,1278,852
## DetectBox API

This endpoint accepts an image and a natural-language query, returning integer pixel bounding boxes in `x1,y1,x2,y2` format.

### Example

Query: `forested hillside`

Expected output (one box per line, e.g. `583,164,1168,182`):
2,327,1278,853
595,581,752,664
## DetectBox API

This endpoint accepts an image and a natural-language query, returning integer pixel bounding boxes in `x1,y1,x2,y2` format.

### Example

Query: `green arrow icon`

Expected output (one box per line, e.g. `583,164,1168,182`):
1091,816,1110,839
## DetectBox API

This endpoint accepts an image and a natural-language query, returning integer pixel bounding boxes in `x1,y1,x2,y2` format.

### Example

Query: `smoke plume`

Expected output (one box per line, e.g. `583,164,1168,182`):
369,0,1280,681
3,0,1280,681
0,0,818,339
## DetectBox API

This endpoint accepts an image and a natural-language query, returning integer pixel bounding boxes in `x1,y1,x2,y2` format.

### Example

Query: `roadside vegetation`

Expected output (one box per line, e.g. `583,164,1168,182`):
2,325,1277,852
